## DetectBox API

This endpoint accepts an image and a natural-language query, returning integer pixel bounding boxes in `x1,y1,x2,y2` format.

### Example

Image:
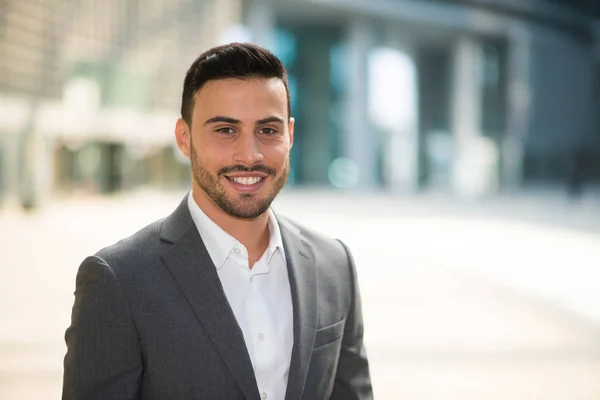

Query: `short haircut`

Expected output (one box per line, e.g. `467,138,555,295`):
180,42,291,126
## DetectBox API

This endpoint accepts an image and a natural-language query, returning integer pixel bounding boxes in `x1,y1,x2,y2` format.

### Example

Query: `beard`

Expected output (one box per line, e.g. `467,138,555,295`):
189,142,289,220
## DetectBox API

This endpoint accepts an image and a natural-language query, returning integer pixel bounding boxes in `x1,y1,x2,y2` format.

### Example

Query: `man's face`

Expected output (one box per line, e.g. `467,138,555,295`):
176,77,294,220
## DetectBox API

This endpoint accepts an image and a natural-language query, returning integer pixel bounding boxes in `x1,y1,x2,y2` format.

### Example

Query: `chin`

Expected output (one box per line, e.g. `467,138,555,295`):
217,192,270,219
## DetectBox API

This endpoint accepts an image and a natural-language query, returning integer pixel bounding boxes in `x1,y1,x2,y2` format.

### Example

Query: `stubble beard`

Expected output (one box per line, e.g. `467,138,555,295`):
189,142,289,220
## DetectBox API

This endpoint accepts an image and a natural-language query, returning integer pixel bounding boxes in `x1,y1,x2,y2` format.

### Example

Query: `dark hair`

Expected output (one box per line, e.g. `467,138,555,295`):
180,42,291,126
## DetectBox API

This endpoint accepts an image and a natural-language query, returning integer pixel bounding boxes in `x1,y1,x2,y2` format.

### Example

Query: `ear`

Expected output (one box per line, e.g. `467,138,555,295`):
175,118,191,158
288,117,295,149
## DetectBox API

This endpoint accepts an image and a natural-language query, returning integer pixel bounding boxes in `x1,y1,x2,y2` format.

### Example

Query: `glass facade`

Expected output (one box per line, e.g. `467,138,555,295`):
273,24,345,186
544,0,600,17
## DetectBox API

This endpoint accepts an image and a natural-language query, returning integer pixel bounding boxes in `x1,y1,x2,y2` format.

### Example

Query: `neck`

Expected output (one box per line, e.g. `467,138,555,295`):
191,189,270,256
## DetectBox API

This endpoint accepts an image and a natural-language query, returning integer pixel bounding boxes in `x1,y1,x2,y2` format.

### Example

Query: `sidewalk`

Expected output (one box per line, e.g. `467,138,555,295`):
1,189,599,399
275,187,600,327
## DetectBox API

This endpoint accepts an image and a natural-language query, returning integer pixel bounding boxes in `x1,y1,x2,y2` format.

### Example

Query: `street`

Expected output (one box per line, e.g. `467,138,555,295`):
1,189,600,399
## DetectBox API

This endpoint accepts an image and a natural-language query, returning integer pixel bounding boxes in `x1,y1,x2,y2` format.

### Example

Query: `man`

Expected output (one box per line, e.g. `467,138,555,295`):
63,43,373,400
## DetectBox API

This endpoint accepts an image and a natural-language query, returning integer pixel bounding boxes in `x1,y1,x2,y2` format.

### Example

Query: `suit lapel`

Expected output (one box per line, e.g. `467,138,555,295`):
160,196,260,400
278,216,318,400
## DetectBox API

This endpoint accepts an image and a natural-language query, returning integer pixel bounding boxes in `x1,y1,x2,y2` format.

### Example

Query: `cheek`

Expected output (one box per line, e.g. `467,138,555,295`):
193,143,231,167
264,143,291,165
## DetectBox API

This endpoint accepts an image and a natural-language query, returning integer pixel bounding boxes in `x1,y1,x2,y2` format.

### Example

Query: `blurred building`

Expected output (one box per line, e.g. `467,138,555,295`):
247,0,600,196
0,0,599,206
0,0,241,205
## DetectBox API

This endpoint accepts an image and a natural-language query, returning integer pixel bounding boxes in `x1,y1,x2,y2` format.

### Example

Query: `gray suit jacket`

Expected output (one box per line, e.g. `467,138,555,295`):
63,194,372,399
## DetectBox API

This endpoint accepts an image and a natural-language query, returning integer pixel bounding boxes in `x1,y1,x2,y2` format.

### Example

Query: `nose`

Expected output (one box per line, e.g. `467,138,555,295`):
233,132,264,165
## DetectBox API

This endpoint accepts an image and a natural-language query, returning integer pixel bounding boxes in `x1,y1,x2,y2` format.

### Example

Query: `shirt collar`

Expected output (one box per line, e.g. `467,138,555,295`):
266,208,285,264
187,192,284,270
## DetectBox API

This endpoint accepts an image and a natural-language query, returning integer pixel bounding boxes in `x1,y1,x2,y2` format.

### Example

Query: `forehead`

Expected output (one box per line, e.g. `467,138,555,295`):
192,77,287,121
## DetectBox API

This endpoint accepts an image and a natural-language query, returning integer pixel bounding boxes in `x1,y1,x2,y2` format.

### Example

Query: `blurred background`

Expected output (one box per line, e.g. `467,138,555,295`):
1,0,600,398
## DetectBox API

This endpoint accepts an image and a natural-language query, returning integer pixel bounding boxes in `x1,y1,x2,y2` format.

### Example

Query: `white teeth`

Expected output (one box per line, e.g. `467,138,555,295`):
231,176,262,185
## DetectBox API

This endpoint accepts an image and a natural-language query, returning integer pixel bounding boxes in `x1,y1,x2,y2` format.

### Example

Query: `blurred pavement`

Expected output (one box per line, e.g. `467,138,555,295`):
1,188,600,399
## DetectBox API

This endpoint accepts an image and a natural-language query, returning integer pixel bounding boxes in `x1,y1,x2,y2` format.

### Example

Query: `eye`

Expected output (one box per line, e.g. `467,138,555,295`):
216,127,235,135
259,127,278,135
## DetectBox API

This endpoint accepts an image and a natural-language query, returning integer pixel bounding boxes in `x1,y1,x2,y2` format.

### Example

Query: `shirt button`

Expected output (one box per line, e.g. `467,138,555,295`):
258,333,265,341
261,392,268,399
250,275,254,282
234,247,241,255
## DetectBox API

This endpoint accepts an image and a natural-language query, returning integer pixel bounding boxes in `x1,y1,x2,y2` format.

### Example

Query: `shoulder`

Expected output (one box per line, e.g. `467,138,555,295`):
277,214,354,276
92,217,166,274
278,214,347,251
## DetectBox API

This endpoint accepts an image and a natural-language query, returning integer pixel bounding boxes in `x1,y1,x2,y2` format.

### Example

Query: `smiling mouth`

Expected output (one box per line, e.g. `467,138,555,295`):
226,176,265,185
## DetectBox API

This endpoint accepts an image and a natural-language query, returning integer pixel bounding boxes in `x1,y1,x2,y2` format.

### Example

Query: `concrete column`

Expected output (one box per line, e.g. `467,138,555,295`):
0,136,6,204
344,18,377,189
376,28,420,193
0,133,19,206
502,26,532,189
17,128,54,208
247,0,276,51
452,37,482,148
451,37,499,198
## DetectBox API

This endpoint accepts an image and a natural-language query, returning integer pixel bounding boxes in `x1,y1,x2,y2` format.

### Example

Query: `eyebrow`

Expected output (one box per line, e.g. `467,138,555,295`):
203,116,241,126
256,116,285,125
203,116,285,126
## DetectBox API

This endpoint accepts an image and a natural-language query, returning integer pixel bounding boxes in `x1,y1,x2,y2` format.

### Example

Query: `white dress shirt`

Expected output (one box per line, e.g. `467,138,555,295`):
187,194,294,400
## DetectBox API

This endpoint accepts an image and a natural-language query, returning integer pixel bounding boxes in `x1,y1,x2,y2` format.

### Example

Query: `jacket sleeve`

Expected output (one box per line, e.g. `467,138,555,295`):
63,255,143,400
331,240,374,400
